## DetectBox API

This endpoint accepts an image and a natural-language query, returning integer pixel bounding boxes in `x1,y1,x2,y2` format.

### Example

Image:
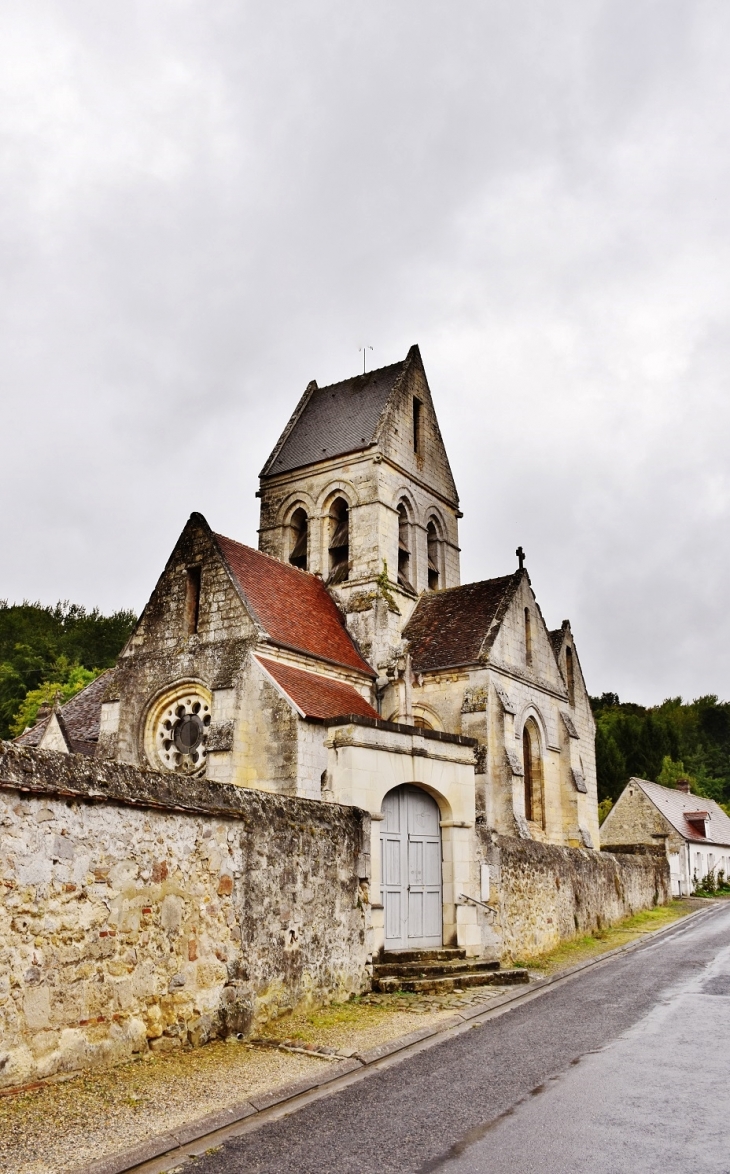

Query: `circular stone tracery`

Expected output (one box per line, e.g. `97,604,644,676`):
149,691,212,774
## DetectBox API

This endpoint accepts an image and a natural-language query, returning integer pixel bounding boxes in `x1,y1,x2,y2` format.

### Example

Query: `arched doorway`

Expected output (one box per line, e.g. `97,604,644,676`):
380,785,442,950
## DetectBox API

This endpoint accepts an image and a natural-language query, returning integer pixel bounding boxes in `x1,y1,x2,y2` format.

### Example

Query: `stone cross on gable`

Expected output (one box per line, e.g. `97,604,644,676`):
516,546,525,571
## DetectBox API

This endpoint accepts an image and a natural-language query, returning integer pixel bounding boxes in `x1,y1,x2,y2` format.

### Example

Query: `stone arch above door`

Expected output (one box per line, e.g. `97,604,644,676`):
380,784,443,951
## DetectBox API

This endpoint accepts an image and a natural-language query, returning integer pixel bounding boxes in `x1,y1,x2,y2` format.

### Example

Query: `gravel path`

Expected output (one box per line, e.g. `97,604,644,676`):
0,988,510,1174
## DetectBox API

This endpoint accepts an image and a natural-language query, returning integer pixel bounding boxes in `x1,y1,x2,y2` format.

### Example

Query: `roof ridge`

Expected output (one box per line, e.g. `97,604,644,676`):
214,530,316,577
259,378,320,478
313,356,407,395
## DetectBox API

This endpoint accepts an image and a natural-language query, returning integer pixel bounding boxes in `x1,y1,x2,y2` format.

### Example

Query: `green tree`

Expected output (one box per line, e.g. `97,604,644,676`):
0,600,136,739
10,662,101,737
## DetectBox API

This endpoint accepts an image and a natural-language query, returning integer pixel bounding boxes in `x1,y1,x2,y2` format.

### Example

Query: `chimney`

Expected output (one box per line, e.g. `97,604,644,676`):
675,777,691,794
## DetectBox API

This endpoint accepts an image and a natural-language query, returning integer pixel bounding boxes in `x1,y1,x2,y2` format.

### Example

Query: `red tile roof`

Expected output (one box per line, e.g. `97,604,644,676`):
632,778,730,846
255,657,379,721
215,534,373,677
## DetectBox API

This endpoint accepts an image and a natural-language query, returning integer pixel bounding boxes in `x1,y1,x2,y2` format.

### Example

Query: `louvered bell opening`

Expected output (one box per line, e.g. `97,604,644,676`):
427,552,439,572
328,555,349,585
329,519,349,550
398,534,409,553
290,529,307,561
397,568,413,591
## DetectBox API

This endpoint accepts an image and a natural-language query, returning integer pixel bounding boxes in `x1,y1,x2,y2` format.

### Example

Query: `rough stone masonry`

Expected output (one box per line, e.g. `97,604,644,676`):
0,743,371,1090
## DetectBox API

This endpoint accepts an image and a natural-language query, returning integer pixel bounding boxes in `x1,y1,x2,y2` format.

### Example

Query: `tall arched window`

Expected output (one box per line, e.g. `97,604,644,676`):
397,502,413,590
524,608,532,666
328,497,349,584
522,719,544,827
289,508,308,571
427,520,441,590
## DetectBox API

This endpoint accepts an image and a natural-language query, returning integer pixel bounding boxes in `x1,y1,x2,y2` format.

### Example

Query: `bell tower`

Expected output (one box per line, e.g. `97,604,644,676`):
257,345,461,670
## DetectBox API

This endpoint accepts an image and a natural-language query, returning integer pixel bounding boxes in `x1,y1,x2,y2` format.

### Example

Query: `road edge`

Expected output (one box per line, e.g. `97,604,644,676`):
70,901,721,1174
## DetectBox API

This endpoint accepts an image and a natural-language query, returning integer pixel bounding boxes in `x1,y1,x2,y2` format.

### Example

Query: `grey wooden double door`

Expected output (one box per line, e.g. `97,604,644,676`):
380,785,443,950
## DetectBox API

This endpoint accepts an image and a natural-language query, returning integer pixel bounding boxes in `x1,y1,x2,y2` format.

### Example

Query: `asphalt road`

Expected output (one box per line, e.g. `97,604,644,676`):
190,904,730,1174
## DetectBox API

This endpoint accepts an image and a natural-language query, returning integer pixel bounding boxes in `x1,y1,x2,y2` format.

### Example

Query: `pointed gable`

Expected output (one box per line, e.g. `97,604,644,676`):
632,778,730,847
403,573,521,673
14,670,114,754
215,534,374,677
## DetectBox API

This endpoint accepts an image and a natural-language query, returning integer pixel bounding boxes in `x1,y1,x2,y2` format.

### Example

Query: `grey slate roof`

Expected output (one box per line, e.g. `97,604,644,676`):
632,778,730,847
15,669,115,752
260,357,409,477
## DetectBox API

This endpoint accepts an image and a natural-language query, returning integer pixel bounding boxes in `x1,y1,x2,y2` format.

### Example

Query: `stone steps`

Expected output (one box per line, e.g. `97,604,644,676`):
372,959,501,979
373,947,528,994
380,948,466,963
375,969,529,994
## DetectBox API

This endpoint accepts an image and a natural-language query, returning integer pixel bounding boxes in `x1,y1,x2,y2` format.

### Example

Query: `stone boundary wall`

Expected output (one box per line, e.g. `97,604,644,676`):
480,832,670,962
0,744,371,1091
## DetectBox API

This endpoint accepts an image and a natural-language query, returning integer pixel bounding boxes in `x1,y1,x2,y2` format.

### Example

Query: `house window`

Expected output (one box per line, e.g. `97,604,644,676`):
566,645,575,706
184,567,201,635
328,497,349,584
427,520,440,591
413,397,422,454
397,503,413,590
524,608,532,666
523,719,544,826
289,508,308,571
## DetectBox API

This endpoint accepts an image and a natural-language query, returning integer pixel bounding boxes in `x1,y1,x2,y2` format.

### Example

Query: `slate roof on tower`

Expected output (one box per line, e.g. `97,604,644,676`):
403,573,523,674
215,534,374,677
260,355,412,477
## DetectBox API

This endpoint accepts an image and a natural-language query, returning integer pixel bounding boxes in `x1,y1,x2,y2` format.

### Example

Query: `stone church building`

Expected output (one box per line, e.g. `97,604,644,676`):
20,345,600,958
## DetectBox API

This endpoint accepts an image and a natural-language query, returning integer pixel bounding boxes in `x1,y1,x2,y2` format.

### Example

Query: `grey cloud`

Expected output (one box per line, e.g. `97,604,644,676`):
2,0,729,705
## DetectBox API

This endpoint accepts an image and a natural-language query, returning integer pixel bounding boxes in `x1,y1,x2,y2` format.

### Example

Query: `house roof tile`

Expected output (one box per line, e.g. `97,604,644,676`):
632,778,730,847
403,573,521,673
260,358,408,477
215,535,373,677
255,657,379,721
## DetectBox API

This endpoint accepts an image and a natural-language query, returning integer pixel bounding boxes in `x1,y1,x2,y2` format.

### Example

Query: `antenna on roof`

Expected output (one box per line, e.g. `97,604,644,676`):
359,345,373,373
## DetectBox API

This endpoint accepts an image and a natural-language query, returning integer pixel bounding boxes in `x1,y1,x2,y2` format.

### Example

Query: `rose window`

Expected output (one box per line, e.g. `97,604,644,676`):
150,692,212,774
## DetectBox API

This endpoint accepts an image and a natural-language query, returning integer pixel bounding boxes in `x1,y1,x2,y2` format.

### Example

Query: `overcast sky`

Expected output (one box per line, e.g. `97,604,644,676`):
2,1,729,705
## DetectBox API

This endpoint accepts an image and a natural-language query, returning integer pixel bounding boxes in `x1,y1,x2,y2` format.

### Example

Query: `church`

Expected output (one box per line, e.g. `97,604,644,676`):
20,344,600,959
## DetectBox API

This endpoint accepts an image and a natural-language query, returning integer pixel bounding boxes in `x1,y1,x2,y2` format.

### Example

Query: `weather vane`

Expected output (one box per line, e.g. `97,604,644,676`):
359,345,373,373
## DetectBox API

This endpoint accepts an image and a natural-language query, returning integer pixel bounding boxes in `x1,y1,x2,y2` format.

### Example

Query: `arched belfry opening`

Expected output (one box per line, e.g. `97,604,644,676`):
288,508,308,571
523,719,545,827
427,519,441,590
397,502,413,591
328,497,349,584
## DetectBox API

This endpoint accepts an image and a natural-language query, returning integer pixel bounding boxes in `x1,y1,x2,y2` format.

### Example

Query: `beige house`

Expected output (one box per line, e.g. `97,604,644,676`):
19,345,599,959
601,777,730,896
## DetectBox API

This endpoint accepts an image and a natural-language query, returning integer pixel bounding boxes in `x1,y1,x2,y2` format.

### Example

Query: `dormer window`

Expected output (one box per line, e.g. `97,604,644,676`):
328,497,349,584
686,811,710,837
289,507,308,570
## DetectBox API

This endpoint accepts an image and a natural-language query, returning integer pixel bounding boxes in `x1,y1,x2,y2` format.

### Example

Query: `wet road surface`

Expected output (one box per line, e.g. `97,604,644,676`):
184,904,730,1174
